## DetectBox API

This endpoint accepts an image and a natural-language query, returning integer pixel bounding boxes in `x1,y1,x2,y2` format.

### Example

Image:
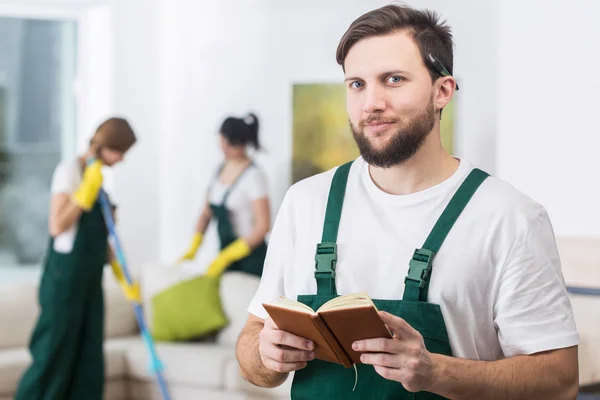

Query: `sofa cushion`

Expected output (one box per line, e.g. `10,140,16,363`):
0,338,134,396
578,332,600,386
104,379,128,400
217,272,261,346
556,237,600,286
124,338,236,389
104,271,138,339
569,295,600,385
140,264,201,333
222,357,292,399
556,237,600,385
0,347,29,395
105,337,138,378
152,275,228,341
0,269,137,351
0,283,38,349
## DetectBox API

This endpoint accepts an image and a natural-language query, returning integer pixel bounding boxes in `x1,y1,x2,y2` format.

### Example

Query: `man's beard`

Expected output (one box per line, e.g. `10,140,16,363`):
351,99,435,168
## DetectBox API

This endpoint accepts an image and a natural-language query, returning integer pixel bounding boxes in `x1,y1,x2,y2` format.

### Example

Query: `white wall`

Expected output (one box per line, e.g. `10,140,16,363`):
156,0,499,269
11,0,592,273
2,1,498,271
108,0,161,270
496,0,600,237
75,0,161,271
62,0,161,271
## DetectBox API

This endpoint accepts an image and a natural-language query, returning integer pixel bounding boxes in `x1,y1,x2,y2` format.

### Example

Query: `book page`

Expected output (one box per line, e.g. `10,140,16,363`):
317,292,377,312
266,296,316,314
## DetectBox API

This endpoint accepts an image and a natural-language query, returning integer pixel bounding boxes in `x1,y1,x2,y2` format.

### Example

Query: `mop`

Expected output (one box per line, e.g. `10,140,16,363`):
98,188,172,400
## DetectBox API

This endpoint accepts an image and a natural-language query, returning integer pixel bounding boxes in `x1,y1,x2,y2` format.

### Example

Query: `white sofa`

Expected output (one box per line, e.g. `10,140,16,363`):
556,238,600,388
0,237,598,399
0,269,292,400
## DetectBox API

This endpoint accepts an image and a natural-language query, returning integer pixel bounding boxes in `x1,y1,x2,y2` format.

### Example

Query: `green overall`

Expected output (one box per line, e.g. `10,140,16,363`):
291,162,489,400
210,162,267,277
15,200,108,400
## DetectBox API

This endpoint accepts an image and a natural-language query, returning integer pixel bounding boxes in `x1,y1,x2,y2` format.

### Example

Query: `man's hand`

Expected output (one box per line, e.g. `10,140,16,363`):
353,311,435,393
259,317,315,373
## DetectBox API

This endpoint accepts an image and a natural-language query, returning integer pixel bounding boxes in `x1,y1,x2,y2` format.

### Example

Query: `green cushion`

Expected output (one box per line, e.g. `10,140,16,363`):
151,275,228,341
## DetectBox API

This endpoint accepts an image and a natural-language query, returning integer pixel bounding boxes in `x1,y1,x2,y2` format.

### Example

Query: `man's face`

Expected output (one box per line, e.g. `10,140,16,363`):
344,30,438,168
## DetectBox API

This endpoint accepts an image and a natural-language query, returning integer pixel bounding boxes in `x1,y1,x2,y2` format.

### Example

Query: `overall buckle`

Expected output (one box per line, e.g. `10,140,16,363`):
405,248,435,289
314,242,337,280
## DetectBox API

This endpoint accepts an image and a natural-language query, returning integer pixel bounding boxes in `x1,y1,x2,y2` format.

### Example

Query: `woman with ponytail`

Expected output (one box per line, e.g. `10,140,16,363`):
179,112,270,277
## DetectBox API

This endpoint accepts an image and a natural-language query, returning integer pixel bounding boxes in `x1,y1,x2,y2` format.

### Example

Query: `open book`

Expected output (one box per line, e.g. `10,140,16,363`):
263,292,392,368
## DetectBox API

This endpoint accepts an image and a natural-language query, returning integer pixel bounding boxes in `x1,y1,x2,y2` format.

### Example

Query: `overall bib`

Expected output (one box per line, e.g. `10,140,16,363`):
210,163,267,277
291,162,489,399
15,200,108,400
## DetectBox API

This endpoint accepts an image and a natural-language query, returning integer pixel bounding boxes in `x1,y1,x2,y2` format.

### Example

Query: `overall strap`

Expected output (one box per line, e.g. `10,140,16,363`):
403,168,489,302
315,162,353,296
221,162,254,206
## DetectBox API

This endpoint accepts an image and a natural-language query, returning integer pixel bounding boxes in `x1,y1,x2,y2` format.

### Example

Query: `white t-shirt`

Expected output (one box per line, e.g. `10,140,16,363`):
50,159,83,253
248,157,579,361
208,165,268,238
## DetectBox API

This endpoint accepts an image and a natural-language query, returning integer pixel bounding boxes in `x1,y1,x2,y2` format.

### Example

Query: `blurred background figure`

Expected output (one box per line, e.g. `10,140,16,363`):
178,112,270,278
15,118,137,400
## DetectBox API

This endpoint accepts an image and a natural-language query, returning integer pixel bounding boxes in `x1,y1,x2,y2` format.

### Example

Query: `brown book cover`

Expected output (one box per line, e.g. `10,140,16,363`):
262,304,352,367
262,294,392,368
319,306,392,364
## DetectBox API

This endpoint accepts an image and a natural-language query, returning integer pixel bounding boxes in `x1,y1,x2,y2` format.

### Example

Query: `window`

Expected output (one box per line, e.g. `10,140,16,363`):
0,17,77,272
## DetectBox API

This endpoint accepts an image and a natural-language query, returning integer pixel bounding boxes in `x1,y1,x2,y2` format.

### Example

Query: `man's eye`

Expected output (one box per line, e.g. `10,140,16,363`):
387,76,404,84
350,81,364,89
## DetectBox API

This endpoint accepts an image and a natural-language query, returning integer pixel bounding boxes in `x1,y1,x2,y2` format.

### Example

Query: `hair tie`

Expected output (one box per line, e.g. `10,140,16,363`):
243,114,255,125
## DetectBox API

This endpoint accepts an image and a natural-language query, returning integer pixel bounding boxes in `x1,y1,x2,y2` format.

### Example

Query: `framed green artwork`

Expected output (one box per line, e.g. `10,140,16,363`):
440,97,454,155
292,83,357,183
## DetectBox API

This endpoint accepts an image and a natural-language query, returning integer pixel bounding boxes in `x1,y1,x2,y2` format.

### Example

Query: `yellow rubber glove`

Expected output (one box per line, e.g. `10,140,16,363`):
110,259,141,303
178,232,203,263
206,239,251,277
72,159,104,211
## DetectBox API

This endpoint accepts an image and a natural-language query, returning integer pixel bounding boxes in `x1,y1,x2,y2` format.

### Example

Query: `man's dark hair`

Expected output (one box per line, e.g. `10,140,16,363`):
336,4,454,84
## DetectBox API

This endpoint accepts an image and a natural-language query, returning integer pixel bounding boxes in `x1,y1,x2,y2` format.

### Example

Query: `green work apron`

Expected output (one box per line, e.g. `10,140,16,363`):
15,200,108,400
210,162,267,277
291,161,489,400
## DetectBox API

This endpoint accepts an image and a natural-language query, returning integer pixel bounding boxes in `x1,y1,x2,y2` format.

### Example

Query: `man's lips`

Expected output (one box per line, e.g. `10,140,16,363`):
364,121,396,133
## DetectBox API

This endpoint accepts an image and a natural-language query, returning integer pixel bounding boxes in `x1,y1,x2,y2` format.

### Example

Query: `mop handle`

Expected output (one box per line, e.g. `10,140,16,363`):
95,185,171,400
98,190,133,284
99,189,170,400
